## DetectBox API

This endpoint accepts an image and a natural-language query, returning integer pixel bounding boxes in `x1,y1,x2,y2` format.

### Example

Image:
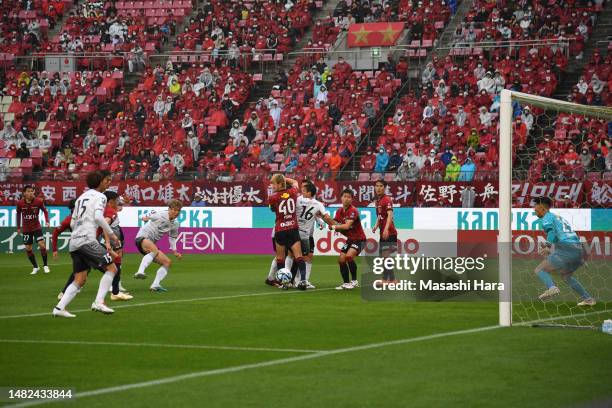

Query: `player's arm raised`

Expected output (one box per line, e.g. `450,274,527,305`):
284,177,299,189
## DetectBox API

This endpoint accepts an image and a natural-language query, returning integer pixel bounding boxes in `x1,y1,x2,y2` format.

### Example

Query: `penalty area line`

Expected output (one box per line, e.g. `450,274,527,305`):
0,339,324,354
0,287,335,319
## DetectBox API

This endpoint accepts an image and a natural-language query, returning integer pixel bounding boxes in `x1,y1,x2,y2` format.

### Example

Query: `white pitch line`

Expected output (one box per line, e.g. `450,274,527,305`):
0,339,324,354
6,310,611,408
0,288,335,319
514,309,610,326
7,325,500,408
0,262,72,269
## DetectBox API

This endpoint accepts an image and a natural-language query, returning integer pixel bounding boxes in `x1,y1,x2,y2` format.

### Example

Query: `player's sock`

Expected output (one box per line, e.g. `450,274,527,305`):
62,273,75,293
339,261,350,283
347,257,357,281
112,264,121,295
137,252,156,274
563,275,592,300
26,249,38,268
290,262,299,282
56,282,80,310
276,258,285,272
152,266,168,287
305,261,312,281
268,258,278,280
285,255,294,271
295,257,306,281
95,271,114,304
536,270,555,289
40,248,48,266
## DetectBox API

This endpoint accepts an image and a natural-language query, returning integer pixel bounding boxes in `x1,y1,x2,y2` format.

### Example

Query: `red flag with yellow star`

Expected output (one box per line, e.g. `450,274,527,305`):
347,22,405,48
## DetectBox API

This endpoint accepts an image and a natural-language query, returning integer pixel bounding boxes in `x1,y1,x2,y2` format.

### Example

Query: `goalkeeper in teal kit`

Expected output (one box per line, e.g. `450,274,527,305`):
533,197,595,306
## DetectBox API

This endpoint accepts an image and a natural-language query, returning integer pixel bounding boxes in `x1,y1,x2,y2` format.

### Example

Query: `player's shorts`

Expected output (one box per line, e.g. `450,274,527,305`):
22,229,43,245
300,236,315,255
341,239,365,255
99,229,124,251
548,242,584,273
274,229,301,248
380,235,398,255
70,242,113,274
135,237,148,255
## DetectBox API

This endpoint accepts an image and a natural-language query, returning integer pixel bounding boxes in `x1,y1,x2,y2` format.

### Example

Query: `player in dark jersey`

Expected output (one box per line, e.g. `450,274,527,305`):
331,189,367,290
16,185,50,275
372,180,398,283
268,174,308,290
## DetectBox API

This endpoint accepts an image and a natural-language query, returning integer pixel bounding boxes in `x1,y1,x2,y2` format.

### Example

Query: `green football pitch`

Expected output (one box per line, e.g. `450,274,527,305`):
0,253,610,408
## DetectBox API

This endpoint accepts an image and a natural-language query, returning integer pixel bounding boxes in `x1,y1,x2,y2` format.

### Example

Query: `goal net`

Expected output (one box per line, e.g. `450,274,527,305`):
499,89,612,329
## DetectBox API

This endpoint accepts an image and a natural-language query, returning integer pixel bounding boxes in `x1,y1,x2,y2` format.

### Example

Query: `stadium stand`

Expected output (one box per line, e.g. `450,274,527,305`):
0,0,610,207
347,0,609,184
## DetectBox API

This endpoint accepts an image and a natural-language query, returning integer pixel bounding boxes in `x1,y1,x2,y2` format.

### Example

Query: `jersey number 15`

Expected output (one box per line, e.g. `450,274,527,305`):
74,198,89,220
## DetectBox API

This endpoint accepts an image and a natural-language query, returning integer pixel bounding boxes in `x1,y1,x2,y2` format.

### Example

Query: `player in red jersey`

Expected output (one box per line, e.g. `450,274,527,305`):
331,189,367,290
16,185,50,275
97,191,132,301
52,199,76,259
372,180,398,282
268,174,308,290
52,199,75,300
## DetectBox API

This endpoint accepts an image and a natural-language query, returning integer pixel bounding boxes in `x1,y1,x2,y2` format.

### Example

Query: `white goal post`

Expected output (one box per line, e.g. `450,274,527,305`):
498,89,612,327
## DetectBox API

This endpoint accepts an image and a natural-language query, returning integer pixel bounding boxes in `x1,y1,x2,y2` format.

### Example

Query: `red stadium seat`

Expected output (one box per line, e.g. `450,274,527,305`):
587,172,602,181
30,149,42,167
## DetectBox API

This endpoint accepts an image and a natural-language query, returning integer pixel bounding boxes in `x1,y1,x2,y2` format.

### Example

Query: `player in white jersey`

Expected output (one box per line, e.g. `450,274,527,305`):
133,199,183,292
266,179,333,289
52,170,119,318
295,181,333,288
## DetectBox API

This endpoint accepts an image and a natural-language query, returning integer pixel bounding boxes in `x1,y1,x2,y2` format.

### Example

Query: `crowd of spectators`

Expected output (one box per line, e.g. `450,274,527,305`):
354,0,609,182
0,0,610,187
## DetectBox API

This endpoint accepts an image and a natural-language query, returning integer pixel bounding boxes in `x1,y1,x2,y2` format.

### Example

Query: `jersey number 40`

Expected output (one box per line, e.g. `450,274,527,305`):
278,198,296,215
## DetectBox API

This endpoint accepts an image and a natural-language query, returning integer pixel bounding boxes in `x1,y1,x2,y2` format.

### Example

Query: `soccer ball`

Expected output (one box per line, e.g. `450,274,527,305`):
276,268,292,284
